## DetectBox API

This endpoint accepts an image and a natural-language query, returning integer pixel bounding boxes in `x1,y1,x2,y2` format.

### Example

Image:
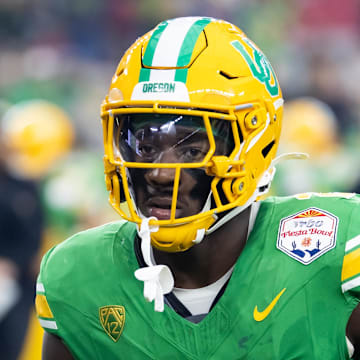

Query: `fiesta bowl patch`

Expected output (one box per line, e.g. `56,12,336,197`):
277,208,338,265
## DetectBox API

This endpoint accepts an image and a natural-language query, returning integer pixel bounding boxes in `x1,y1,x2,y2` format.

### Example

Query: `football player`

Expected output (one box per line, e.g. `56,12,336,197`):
35,17,360,359
0,99,74,360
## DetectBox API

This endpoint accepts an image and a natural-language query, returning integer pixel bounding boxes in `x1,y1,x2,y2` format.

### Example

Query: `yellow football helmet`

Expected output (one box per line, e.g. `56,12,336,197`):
101,17,283,252
1,100,74,179
279,96,338,158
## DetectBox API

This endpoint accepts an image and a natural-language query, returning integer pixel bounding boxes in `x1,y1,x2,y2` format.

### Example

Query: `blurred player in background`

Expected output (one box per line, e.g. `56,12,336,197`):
0,123,43,360
0,100,74,359
35,17,360,359
41,150,119,247
272,96,359,195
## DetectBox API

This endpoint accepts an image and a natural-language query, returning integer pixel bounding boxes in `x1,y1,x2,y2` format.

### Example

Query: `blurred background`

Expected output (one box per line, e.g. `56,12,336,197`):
0,0,359,358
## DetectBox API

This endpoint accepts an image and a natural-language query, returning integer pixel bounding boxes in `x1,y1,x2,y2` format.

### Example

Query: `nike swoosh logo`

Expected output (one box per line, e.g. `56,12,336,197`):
253,288,286,322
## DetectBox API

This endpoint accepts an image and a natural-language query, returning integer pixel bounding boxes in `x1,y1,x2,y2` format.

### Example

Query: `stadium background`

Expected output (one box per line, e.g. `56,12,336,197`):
0,0,360,358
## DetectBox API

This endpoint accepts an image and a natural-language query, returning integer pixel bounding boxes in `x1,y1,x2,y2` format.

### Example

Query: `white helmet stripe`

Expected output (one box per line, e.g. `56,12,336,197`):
140,17,213,83
151,18,200,68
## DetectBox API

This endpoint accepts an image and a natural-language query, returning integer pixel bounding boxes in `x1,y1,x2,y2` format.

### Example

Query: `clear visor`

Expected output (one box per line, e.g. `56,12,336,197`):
113,113,233,164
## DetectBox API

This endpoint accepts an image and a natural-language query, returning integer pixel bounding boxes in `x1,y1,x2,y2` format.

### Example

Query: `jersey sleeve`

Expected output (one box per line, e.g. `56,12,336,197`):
35,247,60,335
35,241,104,360
341,195,360,300
34,221,129,357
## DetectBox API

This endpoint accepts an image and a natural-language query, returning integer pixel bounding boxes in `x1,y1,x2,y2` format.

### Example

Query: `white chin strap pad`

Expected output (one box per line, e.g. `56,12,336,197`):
135,217,174,312
134,265,174,312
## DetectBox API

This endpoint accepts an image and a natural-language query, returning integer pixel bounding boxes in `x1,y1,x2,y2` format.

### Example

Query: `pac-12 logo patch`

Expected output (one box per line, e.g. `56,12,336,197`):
277,208,338,265
99,305,125,342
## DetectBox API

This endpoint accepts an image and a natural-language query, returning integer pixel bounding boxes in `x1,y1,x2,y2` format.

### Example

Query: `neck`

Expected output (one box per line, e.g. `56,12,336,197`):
153,206,251,289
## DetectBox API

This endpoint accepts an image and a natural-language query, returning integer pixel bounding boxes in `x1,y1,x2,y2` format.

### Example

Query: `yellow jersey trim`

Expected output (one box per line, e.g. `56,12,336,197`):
35,294,54,319
342,247,360,282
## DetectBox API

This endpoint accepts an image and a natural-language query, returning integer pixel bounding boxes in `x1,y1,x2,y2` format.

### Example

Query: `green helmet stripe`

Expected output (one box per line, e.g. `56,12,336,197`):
139,17,213,84
174,17,212,83
139,21,169,82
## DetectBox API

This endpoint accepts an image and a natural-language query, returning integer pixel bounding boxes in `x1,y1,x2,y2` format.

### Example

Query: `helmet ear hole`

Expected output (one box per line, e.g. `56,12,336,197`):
261,140,276,158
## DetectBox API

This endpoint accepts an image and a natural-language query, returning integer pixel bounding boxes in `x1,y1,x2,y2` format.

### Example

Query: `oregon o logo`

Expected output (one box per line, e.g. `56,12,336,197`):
231,39,279,97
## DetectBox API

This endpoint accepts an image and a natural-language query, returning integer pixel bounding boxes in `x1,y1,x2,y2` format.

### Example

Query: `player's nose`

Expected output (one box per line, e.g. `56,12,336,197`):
146,149,177,185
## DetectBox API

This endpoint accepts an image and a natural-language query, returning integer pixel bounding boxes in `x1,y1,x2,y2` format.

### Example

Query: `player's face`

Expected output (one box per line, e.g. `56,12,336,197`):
114,114,232,220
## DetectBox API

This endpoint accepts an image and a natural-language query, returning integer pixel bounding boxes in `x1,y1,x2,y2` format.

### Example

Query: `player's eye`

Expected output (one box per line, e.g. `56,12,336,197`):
181,147,206,162
137,144,158,158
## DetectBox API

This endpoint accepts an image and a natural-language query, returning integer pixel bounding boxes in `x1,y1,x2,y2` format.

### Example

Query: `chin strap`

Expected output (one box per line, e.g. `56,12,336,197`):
271,152,309,167
134,218,174,312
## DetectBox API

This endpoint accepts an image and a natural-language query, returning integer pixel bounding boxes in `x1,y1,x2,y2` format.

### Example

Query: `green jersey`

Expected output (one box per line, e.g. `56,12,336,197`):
36,193,360,359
